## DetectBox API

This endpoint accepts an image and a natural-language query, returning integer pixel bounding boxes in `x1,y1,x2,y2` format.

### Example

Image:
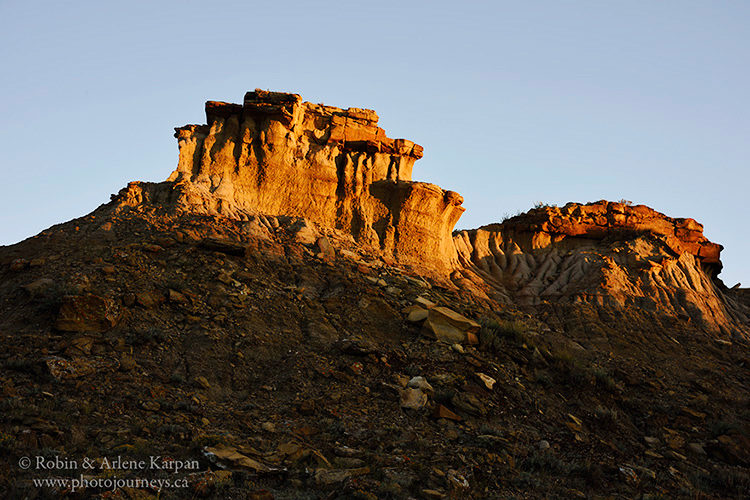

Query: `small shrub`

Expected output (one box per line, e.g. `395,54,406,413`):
191,434,232,449
709,419,742,438
533,201,557,210
157,424,188,437
480,319,533,350
478,424,504,437
510,471,542,488
31,281,79,314
592,405,619,428
500,210,524,223
689,467,750,496
592,367,617,392
571,461,604,487
549,350,591,386
165,279,188,291
532,370,552,388
433,388,456,406
520,450,571,474
128,327,168,345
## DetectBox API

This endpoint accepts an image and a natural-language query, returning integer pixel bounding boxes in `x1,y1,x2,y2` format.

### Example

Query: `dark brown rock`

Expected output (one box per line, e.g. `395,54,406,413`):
54,294,121,333
199,237,247,256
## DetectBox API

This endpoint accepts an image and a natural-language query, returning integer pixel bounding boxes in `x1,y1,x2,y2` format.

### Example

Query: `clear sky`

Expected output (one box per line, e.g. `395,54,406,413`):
1,1,748,286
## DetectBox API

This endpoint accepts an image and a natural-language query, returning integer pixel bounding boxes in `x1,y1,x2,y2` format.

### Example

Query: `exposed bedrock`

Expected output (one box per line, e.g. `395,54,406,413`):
113,90,464,274
107,90,747,338
453,201,748,339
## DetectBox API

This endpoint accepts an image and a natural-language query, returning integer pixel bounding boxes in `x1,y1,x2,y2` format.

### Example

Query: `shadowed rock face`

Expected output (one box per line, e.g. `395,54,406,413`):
453,202,749,340
113,90,464,274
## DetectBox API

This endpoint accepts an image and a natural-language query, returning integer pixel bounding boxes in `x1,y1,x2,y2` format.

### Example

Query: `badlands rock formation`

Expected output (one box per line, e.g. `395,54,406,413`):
3,89,750,500
454,202,749,338
113,90,464,273
109,89,747,339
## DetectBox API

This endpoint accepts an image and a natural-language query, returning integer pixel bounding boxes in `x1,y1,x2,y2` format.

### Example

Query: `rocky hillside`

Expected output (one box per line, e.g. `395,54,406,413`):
0,90,748,499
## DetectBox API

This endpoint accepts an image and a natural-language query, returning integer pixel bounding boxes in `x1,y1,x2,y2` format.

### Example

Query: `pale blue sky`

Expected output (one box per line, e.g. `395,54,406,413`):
1,1,748,285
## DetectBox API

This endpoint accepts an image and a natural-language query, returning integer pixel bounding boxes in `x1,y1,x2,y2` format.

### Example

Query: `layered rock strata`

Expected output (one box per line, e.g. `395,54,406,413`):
107,89,747,338
113,90,464,273
453,201,748,338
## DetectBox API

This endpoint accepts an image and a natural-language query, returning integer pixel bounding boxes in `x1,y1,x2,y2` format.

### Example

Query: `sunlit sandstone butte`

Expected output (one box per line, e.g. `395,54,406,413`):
117,89,465,273
111,90,748,339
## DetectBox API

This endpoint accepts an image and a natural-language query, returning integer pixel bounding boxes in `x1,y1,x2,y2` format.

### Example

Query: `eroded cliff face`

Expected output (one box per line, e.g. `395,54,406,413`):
453,201,749,339
114,90,465,273
108,90,747,338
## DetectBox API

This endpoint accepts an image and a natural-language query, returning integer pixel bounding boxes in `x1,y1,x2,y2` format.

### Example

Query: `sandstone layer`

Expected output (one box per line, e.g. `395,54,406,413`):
107,90,747,339
113,90,464,274
453,201,749,339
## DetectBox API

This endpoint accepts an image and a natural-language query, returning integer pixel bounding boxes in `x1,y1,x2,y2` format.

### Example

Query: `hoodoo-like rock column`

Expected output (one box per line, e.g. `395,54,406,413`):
116,90,466,274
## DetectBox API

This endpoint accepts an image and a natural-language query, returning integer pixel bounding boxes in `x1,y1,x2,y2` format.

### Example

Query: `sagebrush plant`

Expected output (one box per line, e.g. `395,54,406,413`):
533,201,557,209
547,350,620,390
520,450,570,474
548,349,593,386
532,370,552,388
191,433,232,449
689,467,750,497
33,281,79,314
128,327,167,345
593,405,619,426
708,418,742,438
592,367,617,392
479,318,534,350
500,210,524,223
165,278,188,291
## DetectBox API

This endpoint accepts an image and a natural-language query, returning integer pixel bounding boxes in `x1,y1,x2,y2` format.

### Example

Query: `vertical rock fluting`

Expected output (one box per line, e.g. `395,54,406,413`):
117,90,465,274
